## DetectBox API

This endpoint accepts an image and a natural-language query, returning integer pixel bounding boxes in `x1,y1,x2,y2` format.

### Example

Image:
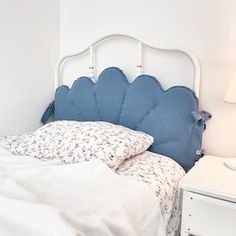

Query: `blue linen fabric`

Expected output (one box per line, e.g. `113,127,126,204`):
42,67,208,170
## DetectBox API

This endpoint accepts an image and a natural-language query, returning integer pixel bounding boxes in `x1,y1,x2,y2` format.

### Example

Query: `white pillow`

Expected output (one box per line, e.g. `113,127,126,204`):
0,134,29,150
5,121,154,170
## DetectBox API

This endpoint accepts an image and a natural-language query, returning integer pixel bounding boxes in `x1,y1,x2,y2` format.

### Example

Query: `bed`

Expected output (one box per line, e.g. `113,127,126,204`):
0,34,210,236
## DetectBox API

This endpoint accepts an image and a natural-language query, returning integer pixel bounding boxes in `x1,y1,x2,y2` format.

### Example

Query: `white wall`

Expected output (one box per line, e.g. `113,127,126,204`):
0,0,59,135
60,0,236,157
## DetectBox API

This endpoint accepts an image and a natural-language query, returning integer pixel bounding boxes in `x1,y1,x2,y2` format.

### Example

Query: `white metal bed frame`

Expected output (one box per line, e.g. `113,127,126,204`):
55,34,201,98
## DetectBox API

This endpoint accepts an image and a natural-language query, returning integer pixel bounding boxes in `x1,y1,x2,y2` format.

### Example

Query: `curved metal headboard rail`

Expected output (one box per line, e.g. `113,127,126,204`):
56,34,201,98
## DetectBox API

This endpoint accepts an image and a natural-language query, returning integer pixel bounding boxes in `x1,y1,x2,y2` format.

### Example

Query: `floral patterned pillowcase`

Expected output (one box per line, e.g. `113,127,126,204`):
0,134,30,150
1,121,154,170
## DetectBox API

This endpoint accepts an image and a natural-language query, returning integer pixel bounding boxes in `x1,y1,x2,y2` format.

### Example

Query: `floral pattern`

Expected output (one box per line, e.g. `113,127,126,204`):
116,151,185,236
0,134,30,150
0,121,184,235
0,121,153,170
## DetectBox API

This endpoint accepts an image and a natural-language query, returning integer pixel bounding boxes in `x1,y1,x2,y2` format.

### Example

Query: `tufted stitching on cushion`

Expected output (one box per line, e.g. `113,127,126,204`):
134,102,159,130
53,67,204,169
151,138,179,146
93,87,102,120
68,79,83,117
117,86,129,124
71,101,84,119
93,67,129,123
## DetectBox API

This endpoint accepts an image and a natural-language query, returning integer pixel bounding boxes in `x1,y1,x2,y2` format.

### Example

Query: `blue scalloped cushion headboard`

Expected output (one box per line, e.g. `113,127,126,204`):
42,67,210,170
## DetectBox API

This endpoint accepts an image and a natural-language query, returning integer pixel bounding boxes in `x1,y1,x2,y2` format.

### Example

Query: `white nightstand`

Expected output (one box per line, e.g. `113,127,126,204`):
180,155,236,236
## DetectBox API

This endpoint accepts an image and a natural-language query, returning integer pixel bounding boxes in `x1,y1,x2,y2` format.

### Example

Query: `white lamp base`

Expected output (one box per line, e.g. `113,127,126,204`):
224,158,236,171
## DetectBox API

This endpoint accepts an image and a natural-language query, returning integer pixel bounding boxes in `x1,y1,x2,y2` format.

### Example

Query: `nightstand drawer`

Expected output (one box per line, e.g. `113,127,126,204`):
182,191,236,236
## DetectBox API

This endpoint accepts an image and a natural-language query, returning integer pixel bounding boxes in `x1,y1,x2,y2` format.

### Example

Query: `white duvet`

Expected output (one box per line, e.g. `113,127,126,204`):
0,149,165,236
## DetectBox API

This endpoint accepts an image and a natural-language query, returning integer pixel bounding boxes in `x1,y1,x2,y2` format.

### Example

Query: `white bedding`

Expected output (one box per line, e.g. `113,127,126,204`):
0,147,165,236
0,146,184,236
117,151,185,236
